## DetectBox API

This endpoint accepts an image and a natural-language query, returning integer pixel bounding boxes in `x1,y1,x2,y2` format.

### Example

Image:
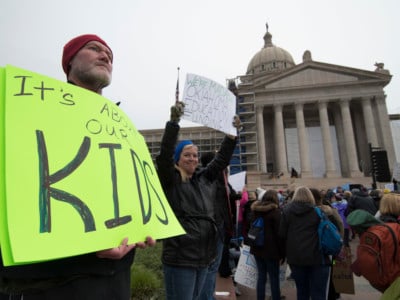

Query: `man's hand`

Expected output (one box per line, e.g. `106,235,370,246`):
170,101,185,123
135,236,156,249
96,236,156,259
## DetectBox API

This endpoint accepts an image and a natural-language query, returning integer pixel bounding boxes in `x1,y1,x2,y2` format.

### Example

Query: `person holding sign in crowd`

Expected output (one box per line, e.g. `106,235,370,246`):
156,100,241,300
0,34,155,300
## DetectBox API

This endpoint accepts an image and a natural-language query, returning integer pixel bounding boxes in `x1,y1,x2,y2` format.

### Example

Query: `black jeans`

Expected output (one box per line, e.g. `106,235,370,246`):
0,268,131,300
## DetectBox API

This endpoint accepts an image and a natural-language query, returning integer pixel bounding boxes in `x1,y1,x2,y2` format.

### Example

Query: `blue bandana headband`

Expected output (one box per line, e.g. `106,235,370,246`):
174,140,194,163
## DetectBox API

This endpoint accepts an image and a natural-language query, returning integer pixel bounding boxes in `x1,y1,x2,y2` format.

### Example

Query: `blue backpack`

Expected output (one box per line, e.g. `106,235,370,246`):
247,217,264,247
314,207,343,256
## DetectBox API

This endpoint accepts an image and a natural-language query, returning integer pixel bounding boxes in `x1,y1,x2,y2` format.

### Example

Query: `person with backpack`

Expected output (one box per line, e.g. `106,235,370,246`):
250,190,285,300
311,188,344,300
279,186,331,300
241,187,266,247
348,192,400,293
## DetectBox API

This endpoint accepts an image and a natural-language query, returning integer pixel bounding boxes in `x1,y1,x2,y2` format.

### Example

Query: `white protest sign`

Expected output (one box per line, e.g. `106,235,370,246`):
235,245,288,295
392,162,400,181
229,171,246,193
234,245,258,289
182,73,236,136
385,183,394,191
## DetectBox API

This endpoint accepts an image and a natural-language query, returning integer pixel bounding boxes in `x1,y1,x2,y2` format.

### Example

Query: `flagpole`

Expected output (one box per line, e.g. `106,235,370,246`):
175,67,180,104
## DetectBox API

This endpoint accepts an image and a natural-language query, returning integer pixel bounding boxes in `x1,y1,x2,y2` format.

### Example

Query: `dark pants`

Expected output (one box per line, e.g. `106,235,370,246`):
200,230,225,300
343,228,350,247
254,256,281,300
291,264,330,300
0,268,131,300
218,234,233,277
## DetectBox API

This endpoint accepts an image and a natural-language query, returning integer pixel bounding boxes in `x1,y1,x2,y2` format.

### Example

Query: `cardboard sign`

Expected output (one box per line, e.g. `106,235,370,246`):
332,247,355,294
182,73,236,136
0,65,185,265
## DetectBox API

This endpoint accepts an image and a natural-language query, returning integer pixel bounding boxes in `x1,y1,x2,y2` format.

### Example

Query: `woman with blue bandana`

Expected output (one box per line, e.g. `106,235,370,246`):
156,102,240,300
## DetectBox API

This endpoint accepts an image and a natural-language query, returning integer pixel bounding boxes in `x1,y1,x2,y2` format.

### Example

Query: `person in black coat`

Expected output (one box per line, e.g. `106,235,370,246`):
250,190,285,300
346,186,378,217
198,152,240,299
279,186,331,300
156,102,240,300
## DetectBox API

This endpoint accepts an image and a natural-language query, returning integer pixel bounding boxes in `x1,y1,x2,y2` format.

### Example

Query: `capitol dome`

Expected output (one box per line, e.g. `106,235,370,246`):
247,28,295,75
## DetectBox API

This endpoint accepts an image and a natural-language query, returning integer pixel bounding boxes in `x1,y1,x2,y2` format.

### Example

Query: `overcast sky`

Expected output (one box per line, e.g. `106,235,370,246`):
1,0,399,130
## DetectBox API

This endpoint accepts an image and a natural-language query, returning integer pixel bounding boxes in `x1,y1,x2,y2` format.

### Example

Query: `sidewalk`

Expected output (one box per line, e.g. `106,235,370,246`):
215,237,382,299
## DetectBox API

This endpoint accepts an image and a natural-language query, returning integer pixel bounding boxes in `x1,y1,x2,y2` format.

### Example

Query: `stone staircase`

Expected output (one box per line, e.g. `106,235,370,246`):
244,171,384,192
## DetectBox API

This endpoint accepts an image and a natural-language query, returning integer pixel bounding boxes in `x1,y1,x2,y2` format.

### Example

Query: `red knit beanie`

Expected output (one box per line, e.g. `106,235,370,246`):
62,34,112,75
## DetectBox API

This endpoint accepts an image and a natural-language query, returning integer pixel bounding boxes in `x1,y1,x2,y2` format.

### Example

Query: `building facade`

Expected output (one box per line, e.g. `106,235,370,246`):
141,25,396,190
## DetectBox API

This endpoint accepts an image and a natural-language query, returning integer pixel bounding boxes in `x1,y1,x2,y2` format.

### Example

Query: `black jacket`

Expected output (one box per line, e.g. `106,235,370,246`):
156,121,236,268
279,201,329,266
249,201,285,261
346,191,378,216
214,175,240,239
0,250,135,278
0,249,135,293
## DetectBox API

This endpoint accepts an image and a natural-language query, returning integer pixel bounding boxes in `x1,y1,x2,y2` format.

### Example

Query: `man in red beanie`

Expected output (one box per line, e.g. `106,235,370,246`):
0,34,155,300
62,34,113,95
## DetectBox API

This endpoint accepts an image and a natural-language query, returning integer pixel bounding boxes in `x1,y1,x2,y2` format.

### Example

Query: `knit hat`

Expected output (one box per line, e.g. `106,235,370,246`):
62,34,112,75
174,140,194,163
256,187,266,201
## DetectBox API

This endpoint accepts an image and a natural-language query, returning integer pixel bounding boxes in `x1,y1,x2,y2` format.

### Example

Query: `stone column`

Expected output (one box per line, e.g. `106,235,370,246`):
318,101,338,177
375,95,396,168
256,105,267,173
332,105,346,175
274,104,288,176
295,103,312,177
361,97,378,147
340,98,362,177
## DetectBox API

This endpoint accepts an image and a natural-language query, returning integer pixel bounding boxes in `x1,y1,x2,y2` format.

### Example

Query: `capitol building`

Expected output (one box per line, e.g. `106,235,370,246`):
141,25,399,191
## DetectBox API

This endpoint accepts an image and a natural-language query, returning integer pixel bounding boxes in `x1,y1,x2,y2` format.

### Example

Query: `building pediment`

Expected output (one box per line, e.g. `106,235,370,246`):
250,61,391,91
266,68,358,89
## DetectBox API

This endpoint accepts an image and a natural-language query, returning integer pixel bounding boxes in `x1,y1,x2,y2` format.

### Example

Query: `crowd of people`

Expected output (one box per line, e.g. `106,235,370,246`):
156,135,399,300
1,33,399,300
240,184,400,300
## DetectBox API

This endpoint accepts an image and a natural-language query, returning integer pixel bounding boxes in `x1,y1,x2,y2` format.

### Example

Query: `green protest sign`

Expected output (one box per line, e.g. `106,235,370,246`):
0,67,6,256
0,65,184,265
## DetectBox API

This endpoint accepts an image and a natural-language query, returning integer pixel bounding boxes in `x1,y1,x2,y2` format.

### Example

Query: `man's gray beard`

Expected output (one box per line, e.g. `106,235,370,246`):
80,71,111,89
